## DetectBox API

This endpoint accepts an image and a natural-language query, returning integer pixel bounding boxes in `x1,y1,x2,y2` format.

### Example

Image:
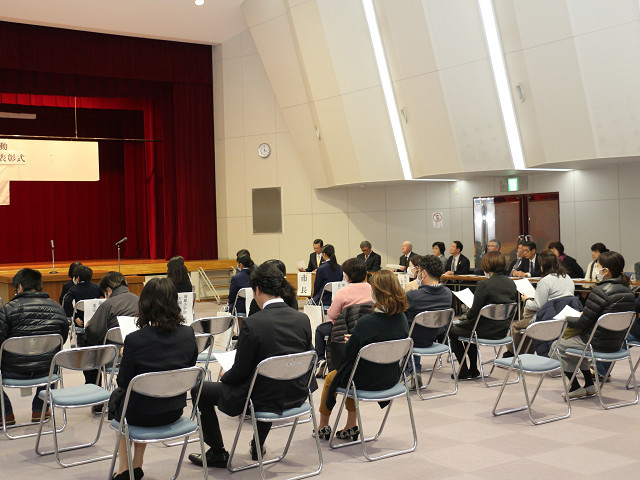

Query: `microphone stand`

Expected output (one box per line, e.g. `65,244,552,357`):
50,243,57,274
117,244,121,273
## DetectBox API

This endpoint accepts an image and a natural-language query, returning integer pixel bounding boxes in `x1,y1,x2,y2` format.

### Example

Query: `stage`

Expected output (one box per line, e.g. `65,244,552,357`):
0,258,236,303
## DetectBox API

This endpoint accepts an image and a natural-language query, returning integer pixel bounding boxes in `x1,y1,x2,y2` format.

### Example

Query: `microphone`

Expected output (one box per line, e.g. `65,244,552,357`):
115,237,128,246
50,239,57,274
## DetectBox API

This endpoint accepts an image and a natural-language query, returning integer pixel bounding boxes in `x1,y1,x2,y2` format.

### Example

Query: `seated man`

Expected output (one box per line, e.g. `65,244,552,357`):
83,272,139,391
0,268,68,425
188,262,315,468
397,241,418,272
356,240,381,272
511,241,541,277
62,265,103,338
444,241,470,275
405,255,453,388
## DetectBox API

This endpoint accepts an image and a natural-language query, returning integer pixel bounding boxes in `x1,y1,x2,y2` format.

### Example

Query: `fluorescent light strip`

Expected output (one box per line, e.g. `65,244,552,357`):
478,0,526,170
362,0,413,180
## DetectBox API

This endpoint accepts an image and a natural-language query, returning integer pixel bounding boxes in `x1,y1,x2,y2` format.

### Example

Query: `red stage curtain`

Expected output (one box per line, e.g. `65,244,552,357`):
0,21,217,263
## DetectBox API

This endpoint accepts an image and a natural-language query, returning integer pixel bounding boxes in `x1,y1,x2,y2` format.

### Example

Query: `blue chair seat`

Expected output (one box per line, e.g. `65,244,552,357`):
413,343,448,355
4,373,59,387
111,416,197,441
495,354,560,373
566,347,630,361
459,336,511,346
627,340,640,347
336,383,407,400
255,403,311,421
38,383,110,407
197,349,228,362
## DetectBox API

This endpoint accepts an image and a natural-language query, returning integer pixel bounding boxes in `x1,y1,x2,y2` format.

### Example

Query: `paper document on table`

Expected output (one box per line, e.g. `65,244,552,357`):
213,350,237,372
386,264,403,270
514,279,536,298
117,316,138,340
453,288,474,309
553,305,582,320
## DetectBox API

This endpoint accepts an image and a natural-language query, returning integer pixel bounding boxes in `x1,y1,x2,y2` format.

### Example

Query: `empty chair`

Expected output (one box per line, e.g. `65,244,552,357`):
329,338,416,461
456,303,518,387
409,309,457,400
0,334,64,439
102,327,124,390
191,316,235,380
493,319,571,424
563,312,638,409
108,366,208,480
35,344,119,467
227,350,322,480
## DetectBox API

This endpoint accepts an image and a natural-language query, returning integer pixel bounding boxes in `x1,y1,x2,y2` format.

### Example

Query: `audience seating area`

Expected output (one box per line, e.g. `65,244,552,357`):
2,301,640,480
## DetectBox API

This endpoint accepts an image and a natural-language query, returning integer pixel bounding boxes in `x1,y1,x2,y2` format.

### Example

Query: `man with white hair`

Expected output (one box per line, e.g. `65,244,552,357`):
398,241,418,272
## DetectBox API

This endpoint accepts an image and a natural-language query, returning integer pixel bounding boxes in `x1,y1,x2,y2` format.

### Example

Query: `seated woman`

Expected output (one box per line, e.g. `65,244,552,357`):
315,258,372,368
432,242,446,267
449,251,518,379
548,241,584,278
553,251,635,398
311,244,342,307
111,278,198,480
584,243,608,281
228,253,255,316
506,251,575,355
248,259,298,315
167,255,193,293
313,270,408,441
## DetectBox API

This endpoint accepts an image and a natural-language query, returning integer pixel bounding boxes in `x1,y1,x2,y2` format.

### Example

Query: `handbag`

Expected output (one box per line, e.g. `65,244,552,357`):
107,387,126,420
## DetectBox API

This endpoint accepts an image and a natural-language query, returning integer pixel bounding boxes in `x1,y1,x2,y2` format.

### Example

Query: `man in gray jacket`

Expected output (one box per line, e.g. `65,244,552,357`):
83,271,138,392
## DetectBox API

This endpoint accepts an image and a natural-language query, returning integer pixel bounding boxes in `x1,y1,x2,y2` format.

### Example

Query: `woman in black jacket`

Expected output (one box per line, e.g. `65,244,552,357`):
449,252,518,379
313,270,408,441
112,278,198,480
553,251,635,398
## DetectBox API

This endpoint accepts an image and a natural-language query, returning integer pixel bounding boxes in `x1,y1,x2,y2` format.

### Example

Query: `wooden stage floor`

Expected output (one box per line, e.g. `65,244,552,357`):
0,258,236,277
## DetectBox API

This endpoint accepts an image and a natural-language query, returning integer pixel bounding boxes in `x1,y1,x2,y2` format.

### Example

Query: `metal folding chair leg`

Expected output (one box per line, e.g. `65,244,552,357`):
414,348,458,400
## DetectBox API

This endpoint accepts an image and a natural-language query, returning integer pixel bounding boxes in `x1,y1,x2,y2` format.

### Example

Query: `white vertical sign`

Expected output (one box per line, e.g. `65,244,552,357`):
297,272,312,297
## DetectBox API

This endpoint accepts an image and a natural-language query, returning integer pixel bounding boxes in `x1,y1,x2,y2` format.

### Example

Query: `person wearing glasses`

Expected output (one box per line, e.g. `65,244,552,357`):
356,240,381,272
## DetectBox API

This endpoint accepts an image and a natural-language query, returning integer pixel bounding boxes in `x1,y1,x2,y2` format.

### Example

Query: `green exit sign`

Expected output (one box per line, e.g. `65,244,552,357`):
507,177,519,192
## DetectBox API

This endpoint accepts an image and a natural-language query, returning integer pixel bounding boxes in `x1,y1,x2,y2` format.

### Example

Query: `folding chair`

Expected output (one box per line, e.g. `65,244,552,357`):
492,319,571,424
72,299,105,348
409,309,457,400
564,311,639,409
191,316,235,380
458,303,518,387
102,327,124,390
318,281,346,319
625,338,640,390
35,344,119,467
108,366,208,480
232,288,253,318
329,338,417,461
227,350,322,480
0,334,65,439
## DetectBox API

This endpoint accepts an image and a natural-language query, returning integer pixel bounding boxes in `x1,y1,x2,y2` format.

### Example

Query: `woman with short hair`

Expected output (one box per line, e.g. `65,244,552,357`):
313,270,409,441
448,251,518,379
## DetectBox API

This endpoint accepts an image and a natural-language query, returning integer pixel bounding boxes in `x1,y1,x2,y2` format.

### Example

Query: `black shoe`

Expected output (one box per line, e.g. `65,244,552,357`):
188,449,230,468
455,369,480,380
335,426,359,441
250,441,266,461
502,351,514,358
113,469,143,480
92,404,104,415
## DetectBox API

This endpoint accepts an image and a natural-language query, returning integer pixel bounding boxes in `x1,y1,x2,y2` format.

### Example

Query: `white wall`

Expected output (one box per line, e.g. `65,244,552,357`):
214,29,640,273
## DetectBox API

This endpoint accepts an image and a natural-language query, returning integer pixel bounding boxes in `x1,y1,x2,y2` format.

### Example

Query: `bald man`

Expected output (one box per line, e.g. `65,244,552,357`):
398,241,418,272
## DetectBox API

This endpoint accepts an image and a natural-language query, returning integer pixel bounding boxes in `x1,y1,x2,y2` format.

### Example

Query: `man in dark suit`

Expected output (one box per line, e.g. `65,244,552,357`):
189,262,315,468
299,238,325,272
444,240,471,275
357,240,382,272
507,243,525,276
512,241,542,277
397,241,418,272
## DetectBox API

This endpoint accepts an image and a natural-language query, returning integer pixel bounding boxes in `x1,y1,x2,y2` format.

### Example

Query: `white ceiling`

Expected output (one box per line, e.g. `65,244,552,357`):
0,0,247,45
